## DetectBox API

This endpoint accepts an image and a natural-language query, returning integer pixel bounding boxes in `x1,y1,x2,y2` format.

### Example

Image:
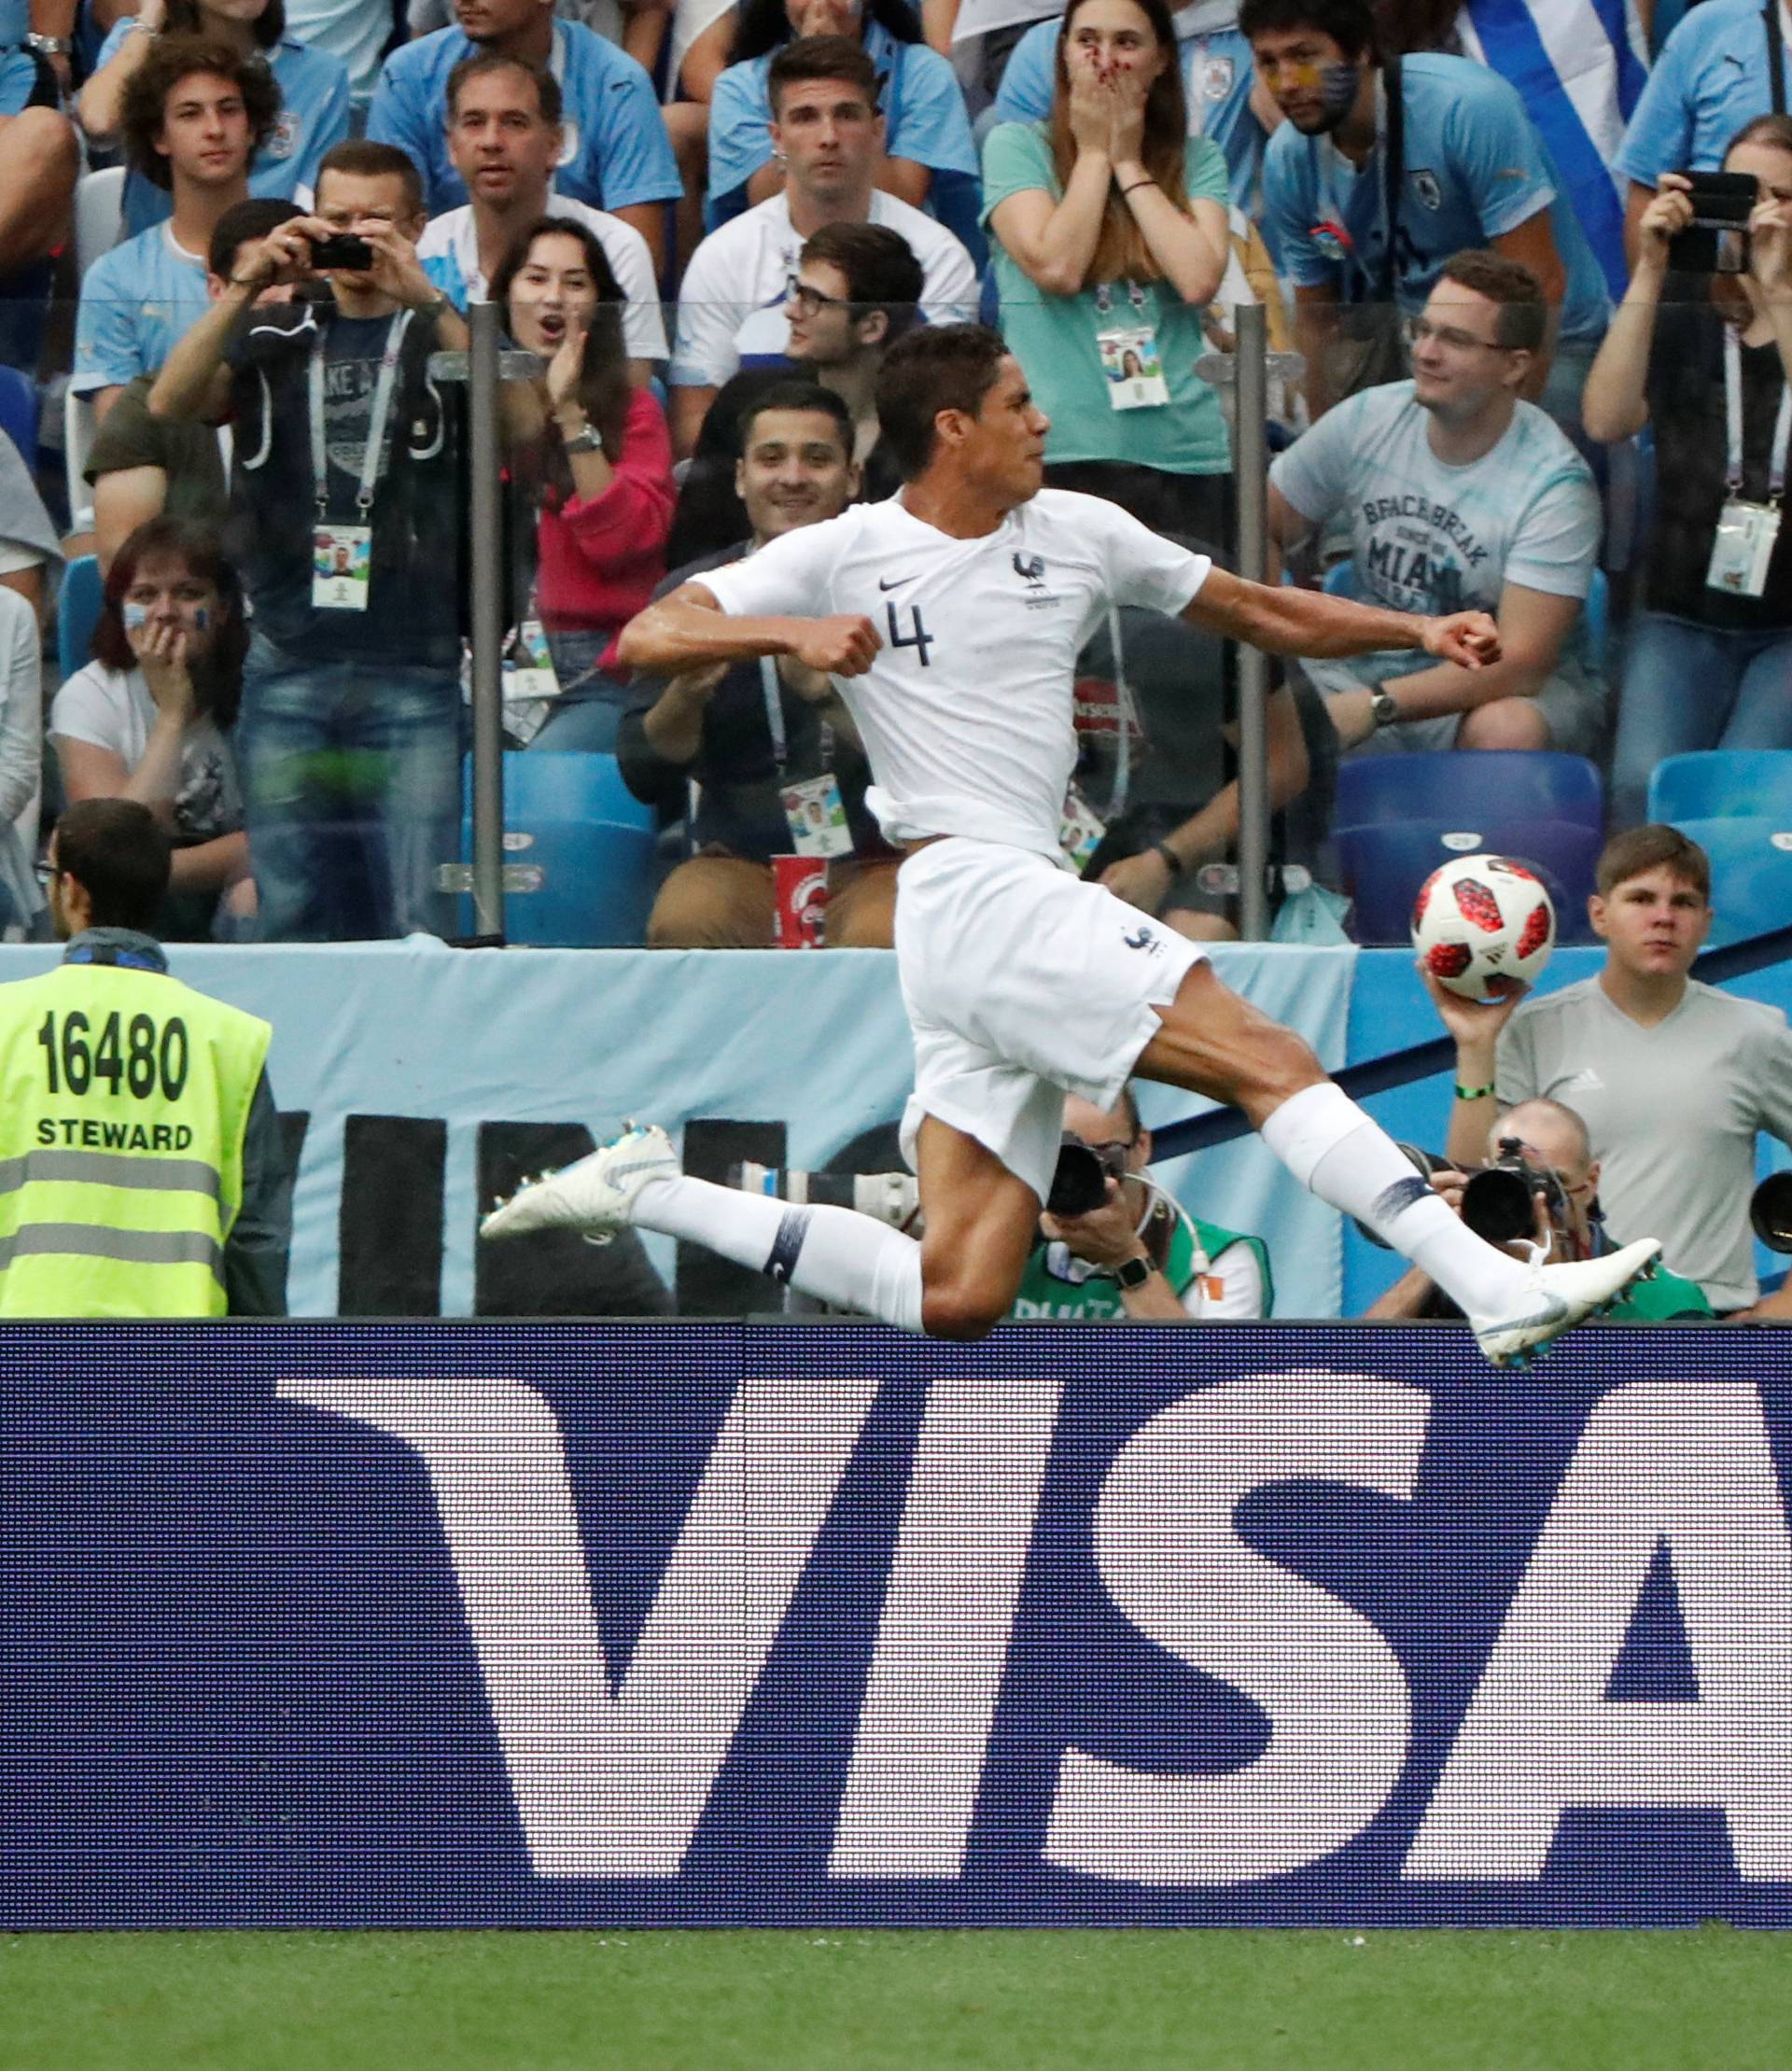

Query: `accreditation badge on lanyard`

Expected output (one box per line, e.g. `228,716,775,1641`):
1708,327,1791,599
1094,280,1170,411
761,657,852,857
311,311,412,611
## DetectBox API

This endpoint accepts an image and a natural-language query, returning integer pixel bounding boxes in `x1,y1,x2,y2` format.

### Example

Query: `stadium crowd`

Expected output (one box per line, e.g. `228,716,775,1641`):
0,0,1785,1318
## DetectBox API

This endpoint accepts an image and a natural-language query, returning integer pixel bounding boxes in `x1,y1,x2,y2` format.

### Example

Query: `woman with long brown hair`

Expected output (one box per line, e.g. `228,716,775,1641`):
1583,113,1792,826
494,216,676,753
983,0,1232,543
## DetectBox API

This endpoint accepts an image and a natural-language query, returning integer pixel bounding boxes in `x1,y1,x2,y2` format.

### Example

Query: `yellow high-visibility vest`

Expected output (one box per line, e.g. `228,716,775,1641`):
0,960,271,1317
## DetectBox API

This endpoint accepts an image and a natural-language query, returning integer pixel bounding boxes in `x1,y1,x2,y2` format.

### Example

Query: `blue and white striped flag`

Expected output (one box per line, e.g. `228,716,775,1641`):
1457,0,1650,300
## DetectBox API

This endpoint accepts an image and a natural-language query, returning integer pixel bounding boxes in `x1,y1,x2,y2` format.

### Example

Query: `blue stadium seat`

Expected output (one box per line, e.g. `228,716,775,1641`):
1668,817,1792,949
459,750,657,947
0,367,35,469
1647,751,1792,827
1335,749,1604,837
57,554,103,683
1336,817,1602,946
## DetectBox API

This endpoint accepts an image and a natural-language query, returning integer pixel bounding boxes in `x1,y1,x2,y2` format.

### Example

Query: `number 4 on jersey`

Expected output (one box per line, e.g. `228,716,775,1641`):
885,601,933,667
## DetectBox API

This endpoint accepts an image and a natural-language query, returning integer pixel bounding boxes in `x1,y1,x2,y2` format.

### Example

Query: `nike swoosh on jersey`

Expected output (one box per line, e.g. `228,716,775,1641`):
877,571,924,591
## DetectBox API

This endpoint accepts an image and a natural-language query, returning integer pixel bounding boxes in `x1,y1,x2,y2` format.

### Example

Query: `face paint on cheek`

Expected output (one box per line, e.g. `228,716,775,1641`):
122,603,148,632
1319,60,1359,114
190,607,209,632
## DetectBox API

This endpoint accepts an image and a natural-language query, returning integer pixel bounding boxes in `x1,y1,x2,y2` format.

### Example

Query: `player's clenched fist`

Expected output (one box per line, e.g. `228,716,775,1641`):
1421,612,1502,669
791,614,881,676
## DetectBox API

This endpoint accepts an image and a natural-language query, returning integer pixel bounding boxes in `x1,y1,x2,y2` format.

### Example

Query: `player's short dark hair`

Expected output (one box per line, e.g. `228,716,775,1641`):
119,35,282,189
52,800,172,932
165,0,284,44
316,139,425,221
207,195,301,281
800,221,926,343
445,50,562,127
767,35,880,117
1596,825,1712,903
1238,0,1378,60
736,379,854,459
875,323,1009,480
1436,248,1547,352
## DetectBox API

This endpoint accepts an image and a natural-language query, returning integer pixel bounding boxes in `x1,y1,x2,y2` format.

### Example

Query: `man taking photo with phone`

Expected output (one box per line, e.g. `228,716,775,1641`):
151,141,471,945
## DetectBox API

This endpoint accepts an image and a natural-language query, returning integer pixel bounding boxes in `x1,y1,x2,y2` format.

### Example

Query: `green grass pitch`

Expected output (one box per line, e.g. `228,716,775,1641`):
3,1927,1786,2071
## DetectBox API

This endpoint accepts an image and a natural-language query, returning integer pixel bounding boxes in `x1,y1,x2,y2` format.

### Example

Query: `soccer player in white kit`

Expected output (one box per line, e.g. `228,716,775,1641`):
484,324,1659,1364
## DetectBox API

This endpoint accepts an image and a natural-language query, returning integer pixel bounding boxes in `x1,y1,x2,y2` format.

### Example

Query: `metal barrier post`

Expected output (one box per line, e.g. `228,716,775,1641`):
468,299,506,943
1233,301,1271,945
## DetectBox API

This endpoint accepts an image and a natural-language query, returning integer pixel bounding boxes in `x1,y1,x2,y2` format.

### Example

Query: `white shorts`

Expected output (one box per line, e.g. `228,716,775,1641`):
895,836,1208,1204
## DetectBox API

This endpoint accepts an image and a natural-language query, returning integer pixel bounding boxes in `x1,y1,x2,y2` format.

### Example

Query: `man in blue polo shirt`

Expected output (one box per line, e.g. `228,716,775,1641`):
1617,0,1788,267
75,37,280,423
994,0,1271,217
1242,0,1609,428
368,0,681,271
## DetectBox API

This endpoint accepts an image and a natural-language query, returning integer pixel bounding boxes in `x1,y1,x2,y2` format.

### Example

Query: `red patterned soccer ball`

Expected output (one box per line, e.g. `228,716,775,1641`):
1410,854,1556,999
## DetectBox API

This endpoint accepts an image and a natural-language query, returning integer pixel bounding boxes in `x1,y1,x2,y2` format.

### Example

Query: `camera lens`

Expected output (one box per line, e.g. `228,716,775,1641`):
1461,1166,1537,1245
1751,1172,1792,1255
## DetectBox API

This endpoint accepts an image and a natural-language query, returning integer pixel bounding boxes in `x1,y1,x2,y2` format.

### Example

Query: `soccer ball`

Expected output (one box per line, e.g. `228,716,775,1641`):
1410,854,1555,999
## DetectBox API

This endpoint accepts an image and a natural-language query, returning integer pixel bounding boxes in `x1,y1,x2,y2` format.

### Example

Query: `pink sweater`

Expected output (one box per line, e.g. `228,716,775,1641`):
535,385,677,655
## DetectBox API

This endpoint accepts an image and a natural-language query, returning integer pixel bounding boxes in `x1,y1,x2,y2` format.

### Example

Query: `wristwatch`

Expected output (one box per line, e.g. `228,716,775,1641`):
1112,1252,1154,1292
25,32,70,52
563,422,604,455
1368,686,1401,730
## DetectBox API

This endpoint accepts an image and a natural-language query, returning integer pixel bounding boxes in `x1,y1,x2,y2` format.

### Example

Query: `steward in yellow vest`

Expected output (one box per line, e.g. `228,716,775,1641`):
0,800,288,1318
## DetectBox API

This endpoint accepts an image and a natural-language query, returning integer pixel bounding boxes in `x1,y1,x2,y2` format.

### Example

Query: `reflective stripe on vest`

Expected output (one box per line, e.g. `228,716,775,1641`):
0,963,270,1319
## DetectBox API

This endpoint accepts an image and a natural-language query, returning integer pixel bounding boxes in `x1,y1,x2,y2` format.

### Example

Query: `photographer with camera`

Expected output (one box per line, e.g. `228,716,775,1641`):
1584,115,1792,830
1011,1087,1270,1320
1367,1098,1712,1322
151,142,471,943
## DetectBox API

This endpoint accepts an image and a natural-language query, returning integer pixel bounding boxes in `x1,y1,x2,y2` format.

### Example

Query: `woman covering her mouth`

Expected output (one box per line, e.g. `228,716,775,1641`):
496,216,677,754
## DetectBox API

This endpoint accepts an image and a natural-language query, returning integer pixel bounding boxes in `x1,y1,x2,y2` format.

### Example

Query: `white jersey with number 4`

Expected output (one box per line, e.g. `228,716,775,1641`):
698,489,1211,859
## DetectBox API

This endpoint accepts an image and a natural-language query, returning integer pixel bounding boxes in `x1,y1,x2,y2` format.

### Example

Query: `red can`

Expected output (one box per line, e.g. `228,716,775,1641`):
773,853,828,948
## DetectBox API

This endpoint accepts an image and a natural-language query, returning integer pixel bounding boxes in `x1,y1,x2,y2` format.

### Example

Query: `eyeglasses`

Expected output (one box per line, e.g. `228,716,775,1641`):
1406,316,1513,354
786,274,848,315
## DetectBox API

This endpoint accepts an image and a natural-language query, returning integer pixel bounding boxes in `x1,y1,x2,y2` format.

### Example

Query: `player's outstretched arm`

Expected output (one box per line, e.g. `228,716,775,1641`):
1183,567,1502,668
617,582,882,678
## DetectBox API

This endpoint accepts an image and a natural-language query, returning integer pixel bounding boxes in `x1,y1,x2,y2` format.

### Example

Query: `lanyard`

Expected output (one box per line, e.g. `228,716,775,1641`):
309,311,412,520
1094,280,1149,317
759,658,836,778
1724,326,1792,503
1771,2,1787,115
1104,605,1135,817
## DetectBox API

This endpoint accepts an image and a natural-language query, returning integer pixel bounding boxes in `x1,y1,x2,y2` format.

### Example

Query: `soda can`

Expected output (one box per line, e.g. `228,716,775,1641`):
773,854,828,948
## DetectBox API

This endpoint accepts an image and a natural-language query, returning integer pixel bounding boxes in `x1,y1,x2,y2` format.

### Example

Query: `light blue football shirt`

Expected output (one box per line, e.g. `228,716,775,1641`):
993,7,1263,215
94,30,352,238
1617,0,1785,188
1261,51,1609,345
1269,379,1599,676
367,21,682,217
707,19,979,211
73,223,210,397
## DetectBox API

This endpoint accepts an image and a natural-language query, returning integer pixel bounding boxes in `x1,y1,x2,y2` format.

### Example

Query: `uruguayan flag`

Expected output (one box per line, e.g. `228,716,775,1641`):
1457,0,1649,300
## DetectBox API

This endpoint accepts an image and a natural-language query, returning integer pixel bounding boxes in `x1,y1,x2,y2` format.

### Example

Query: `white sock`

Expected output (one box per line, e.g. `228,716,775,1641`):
1258,1083,1529,1317
633,1172,924,1331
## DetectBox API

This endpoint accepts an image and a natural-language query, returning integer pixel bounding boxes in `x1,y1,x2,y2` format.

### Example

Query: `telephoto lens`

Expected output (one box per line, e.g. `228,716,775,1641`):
1459,1165,1539,1245
1751,1171,1792,1255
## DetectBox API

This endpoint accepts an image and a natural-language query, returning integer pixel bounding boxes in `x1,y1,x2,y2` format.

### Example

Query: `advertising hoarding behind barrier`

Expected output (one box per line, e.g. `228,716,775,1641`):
5,1321,1792,1928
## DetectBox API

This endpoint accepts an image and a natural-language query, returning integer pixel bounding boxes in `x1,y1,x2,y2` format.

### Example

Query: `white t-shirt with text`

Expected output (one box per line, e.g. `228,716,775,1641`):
700,489,1210,856
671,191,977,391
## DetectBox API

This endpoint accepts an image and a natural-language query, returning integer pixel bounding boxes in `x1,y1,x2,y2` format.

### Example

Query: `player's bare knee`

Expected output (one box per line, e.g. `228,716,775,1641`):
920,1280,1004,1342
1459,698,1548,752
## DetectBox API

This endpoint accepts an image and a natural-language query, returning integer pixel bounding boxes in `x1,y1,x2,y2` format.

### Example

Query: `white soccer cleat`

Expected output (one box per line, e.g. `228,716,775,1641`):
1468,1237,1663,1369
479,1122,679,1244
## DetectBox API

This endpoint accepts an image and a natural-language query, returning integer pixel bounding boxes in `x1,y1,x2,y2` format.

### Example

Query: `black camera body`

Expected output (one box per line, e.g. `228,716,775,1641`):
1461,1136,1575,1247
1046,1135,1129,1217
1669,169,1757,274
308,231,374,272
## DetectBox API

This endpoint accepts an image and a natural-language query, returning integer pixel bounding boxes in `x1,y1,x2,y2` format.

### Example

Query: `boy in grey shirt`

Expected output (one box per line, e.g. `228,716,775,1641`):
1435,825,1792,1309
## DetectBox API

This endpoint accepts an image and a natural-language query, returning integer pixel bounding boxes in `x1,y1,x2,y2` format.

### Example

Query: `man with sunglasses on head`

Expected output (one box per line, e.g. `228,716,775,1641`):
1267,250,1605,761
